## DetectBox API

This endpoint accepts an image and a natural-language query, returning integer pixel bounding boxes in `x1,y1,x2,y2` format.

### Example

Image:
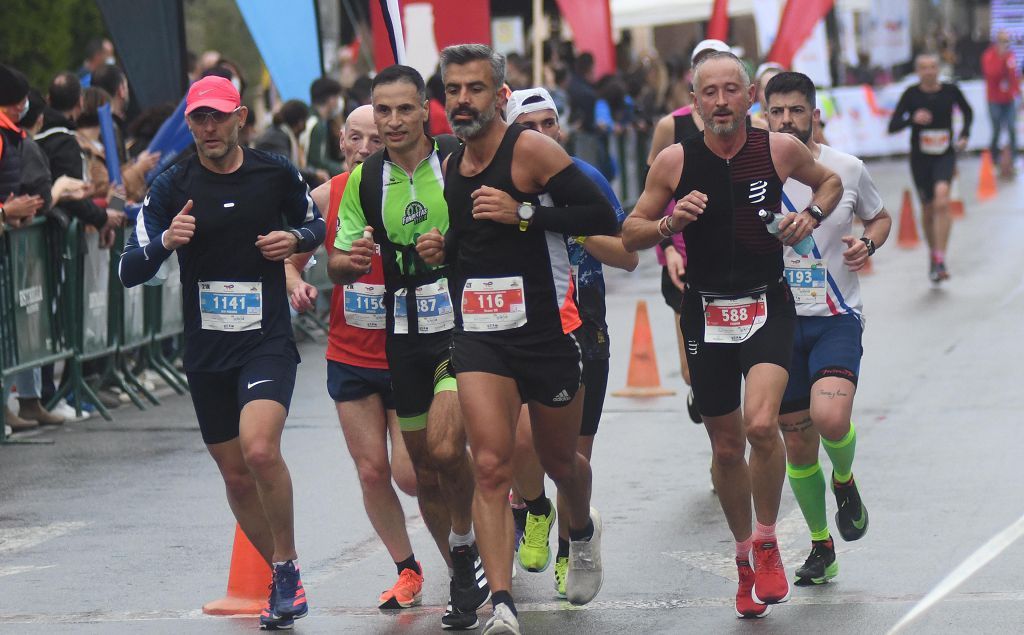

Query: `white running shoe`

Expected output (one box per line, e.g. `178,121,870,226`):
482,603,520,635
566,507,603,605
53,401,91,422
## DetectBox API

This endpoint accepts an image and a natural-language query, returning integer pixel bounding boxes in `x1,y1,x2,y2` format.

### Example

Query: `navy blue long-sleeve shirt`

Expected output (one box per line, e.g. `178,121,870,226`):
119,147,325,371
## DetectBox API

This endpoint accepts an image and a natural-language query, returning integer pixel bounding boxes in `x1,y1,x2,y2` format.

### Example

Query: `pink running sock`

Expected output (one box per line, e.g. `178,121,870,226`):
736,537,753,561
932,250,945,263
754,521,777,542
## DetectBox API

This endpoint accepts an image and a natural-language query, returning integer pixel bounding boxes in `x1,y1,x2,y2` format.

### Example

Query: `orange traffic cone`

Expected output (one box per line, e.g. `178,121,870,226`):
612,300,676,397
977,150,997,201
203,524,271,616
896,189,920,249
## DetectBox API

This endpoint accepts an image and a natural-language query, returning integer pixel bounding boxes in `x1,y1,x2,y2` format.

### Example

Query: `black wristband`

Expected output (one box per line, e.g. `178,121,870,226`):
659,237,674,251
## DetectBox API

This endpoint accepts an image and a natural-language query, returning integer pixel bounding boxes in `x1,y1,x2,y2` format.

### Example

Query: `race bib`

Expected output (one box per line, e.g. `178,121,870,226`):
199,281,262,332
461,276,527,332
701,294,767,343
394,278,455,334
343,282,386,330
920,129,950,155
784,257,827,305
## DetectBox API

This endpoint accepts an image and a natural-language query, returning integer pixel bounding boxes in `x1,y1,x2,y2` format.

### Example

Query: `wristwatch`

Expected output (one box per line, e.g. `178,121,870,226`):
804,204,825,227
517,202,535,232
859,236,876,256
288,228,304,248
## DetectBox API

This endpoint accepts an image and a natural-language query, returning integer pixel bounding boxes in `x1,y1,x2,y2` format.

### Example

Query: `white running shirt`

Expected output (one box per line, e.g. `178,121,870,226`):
782,144,884,319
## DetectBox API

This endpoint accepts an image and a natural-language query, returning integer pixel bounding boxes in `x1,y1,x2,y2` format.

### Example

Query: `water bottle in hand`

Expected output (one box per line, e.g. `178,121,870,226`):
758,209,815,256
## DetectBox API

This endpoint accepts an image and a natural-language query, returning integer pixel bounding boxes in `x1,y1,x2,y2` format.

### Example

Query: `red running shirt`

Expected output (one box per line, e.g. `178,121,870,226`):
324,172,388,368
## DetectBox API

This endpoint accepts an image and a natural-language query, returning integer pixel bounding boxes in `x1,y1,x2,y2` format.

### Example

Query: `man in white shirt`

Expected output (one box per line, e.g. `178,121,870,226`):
764,72,892,587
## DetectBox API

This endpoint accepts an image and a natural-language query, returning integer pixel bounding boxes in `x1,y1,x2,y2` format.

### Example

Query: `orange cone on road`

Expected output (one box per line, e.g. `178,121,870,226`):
612,300,676,398
203,524,271,616
977,150,997,201
897,189,920,249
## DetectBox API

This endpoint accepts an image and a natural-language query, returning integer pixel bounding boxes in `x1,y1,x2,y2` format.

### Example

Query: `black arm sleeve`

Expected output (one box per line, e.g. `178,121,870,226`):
61,198,108,229
888,90,912,134
531,163,618,236
953,85,973,138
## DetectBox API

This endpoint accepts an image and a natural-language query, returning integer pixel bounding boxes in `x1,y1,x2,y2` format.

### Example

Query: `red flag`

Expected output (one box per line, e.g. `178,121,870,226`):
707,0,729,41
555,0,616,77
766,0,834,69
370,0,491,71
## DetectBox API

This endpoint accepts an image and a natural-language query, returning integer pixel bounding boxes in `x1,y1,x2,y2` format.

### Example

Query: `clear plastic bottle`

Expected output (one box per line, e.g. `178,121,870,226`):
758,209,815,256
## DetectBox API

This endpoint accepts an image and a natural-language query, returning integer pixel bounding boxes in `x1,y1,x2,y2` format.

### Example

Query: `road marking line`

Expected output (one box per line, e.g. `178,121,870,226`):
0,565,56,578
664,508,861,581
887,512,1024,634
0,521,88,555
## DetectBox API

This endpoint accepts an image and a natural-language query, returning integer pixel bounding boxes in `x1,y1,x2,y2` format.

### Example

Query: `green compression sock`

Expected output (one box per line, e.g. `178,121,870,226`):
822,423,857,484
787,461,830,542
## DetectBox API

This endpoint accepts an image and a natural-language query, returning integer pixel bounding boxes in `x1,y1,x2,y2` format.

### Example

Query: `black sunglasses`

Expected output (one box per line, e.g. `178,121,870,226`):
188,107,241,125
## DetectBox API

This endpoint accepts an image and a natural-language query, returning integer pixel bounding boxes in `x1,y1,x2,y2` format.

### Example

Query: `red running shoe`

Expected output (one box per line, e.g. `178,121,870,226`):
752,541,790,604
735,559,771,618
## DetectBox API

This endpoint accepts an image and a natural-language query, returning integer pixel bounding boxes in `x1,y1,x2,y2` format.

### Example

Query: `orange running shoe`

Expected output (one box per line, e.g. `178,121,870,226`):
378,565,424,609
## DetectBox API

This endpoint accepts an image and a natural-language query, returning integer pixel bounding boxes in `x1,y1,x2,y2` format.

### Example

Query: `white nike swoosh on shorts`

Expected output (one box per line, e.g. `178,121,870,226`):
247,380,274,389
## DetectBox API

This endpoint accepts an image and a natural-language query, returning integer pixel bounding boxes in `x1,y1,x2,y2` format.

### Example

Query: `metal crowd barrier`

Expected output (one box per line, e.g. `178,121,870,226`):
0,217,74,441
144,253,188,393
0,216,189,440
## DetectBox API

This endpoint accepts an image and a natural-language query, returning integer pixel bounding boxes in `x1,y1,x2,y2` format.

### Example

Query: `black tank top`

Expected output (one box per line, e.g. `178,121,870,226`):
675,127,783,292
673,110,701,143
444,124,576,343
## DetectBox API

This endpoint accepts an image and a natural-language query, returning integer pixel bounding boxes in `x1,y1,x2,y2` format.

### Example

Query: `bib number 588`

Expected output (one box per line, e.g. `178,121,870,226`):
723,307,749,323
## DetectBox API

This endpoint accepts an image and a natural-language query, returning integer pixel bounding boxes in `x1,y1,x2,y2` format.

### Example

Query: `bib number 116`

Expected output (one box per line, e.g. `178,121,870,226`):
474,293,505,310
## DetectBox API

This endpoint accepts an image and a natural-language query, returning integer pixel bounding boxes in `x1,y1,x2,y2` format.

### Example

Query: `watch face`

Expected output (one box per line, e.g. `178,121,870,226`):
518,204,534,220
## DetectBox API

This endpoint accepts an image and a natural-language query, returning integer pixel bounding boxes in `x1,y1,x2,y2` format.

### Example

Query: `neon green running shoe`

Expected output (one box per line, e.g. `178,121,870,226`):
516,502,555,572
553,555,568,598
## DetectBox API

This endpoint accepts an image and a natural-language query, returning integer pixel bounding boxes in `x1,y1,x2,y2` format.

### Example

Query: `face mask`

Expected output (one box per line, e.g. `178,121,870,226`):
105,56,116,65
331,99,344,118
19,99,29,121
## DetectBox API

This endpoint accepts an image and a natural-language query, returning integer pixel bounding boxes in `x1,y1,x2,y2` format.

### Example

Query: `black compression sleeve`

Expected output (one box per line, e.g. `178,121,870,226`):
953,85,973,138
532,164,618,236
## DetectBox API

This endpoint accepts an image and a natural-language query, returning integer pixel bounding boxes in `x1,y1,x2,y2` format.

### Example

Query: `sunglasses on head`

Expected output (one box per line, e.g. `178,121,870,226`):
187,107,241,125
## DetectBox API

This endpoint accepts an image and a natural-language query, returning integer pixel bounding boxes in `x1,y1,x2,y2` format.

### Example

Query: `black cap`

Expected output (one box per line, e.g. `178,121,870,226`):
0,64,30,106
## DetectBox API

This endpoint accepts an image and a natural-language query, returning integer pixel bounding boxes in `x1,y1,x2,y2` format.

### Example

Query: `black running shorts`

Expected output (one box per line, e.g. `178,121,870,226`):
385,332,455,425
910,152,955,204
326,360,395,409
680,281,796,418
187,354,298,445
660,267,684,313
580,357,609,436
450,333,582,408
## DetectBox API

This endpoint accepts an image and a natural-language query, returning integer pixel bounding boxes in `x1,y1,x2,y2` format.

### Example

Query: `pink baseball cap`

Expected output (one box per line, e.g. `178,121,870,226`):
185,76,241,115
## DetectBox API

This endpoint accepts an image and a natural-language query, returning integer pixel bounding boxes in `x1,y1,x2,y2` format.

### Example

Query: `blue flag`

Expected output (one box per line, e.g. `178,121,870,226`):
97,103,122,186
144,96,192,185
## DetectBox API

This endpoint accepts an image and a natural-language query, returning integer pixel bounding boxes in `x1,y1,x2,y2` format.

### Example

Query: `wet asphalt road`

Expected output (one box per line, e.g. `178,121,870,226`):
2,155,1022,634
